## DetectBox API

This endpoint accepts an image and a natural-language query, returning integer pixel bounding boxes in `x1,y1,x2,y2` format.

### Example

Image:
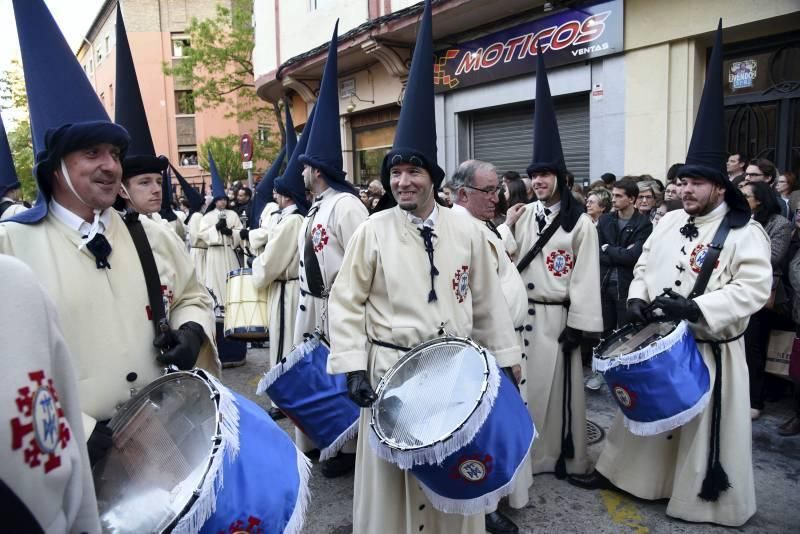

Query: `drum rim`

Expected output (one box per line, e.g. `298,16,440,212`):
370,335,490,452
592,319,680,360
101,369,225,533
226,267,253,279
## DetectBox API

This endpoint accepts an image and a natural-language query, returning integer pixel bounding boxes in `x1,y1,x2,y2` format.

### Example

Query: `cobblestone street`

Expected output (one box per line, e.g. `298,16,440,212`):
225,346,798,533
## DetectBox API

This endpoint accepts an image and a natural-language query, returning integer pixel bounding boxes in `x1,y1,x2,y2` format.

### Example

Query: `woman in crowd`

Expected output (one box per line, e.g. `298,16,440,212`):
742,181,794,420
585,188,611,224
776,170,796,217
505,178,529,208
651,198,683,226
636,179,662,220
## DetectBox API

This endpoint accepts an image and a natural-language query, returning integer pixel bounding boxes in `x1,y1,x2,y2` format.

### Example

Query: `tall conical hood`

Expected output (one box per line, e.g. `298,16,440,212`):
168,161,204,217
275,105,315,216
528,41,582,232
299,21,356,196
115,6,167,179
159,167,177,221
208,151,227,202
251,104,299,227
11,0,130,224
0,117,20,198
381,0,443,192
678,21,749,227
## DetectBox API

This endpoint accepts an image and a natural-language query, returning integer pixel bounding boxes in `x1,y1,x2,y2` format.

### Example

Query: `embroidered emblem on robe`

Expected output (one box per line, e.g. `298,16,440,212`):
689,244,720,274
546,250,574,277
452,265,470,303
311,224,329,253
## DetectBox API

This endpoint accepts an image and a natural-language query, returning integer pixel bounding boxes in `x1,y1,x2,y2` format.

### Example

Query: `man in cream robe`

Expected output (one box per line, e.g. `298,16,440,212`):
584,200,770,526
328,197,521,534
251,198,304,376
199,201,242,306
245,200,280,255
1,254,100,532
186,210,207,284
448,160,532,531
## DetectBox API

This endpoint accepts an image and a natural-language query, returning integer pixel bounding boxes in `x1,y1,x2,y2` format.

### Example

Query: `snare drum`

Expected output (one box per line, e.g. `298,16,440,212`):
369,336,535,515
256,334,360,461
224,268,270,340
93,369,309,534
593,320,711,436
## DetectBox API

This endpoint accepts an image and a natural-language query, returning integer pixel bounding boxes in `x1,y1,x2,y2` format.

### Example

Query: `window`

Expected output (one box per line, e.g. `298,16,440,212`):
178,149,199,167
257,124,271,144
108,84,114,106
105,35,110,53
99,92,105,106
96,48,103,65
89,59,94,72
174,90,195,115
171,34,191,58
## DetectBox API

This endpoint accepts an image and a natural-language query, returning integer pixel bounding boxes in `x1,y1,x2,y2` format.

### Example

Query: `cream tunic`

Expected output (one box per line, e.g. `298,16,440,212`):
293,188,369,343
1,255,100,533
251,205,303,371
199,209,242,306
186,211,207,285
247,200,280,254
502,203,603,475
0,198,28,221
328,206,521,534
0,212,219,434
595,204,771,527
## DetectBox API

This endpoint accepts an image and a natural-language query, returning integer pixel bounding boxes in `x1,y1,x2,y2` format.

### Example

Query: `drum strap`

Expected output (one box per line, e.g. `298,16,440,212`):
0,478,44,534
276,281,287,364
123,211,169,338
303,207,328,299
687,214,732,502
516,212,562,273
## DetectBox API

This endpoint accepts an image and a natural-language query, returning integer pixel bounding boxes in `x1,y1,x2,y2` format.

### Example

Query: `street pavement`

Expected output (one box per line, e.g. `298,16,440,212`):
223,346,798,533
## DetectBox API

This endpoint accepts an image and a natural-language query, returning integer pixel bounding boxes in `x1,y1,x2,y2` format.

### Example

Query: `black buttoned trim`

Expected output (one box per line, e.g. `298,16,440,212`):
524,339,529,346
418,504,425,511
527,283,535,290
300,305,307,311
675,280,682,286
525,325,533,332
126,372,137,383
528,309,535,315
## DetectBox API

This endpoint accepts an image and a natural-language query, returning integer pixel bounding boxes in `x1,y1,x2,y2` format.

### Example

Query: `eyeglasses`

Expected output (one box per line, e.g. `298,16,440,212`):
464,184,503,195
637,195,655,201
744,172,764,177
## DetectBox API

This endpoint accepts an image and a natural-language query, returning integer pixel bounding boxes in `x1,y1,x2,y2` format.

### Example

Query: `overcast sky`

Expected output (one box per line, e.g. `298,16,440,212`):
1,0,105,124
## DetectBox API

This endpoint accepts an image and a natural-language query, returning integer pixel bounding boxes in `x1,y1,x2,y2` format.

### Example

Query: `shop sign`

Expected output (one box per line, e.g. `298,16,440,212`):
728,59,757,91
434,0,623,93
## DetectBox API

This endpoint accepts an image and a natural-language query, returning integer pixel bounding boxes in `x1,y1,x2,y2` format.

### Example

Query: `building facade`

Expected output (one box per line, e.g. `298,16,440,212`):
77,0,268,190
254,0,800,187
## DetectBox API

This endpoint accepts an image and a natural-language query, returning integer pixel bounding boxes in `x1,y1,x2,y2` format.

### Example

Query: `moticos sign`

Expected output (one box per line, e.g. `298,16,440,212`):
434,0,623,93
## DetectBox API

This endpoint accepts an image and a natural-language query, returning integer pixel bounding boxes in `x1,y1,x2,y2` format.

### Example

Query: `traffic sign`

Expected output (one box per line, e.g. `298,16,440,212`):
240,134,253,162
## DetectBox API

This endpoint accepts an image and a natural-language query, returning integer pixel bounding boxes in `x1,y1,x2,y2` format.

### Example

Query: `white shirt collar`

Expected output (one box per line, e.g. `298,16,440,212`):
536,200,560,218
406,203,439,229
280,204,299,218
694,200,729,223
49,199,113,237
314,187,336,203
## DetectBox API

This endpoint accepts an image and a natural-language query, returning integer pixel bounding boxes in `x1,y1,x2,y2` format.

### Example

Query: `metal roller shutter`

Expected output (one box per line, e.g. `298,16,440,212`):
471,95,590,183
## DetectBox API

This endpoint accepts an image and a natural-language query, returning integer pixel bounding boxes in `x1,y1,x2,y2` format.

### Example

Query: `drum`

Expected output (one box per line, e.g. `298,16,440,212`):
224,268,270,340
369,336,535,515
93,369,310,534
593,320,711,436
256,334,360,461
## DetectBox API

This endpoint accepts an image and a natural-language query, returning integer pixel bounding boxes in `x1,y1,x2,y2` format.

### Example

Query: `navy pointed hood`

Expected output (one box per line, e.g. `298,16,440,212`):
0,117,20,198
250,146,283,227
158,167,177,221
299,21,356,196
679,21,749,227
527,41,582,232
10,0,130,224
168,161,204,219
381,0,443,193
275,105,314,216
115,6,167,179
208,150,227,203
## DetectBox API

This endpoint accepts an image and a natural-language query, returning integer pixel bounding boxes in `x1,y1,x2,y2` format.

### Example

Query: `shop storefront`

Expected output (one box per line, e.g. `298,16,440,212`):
433,0,623,184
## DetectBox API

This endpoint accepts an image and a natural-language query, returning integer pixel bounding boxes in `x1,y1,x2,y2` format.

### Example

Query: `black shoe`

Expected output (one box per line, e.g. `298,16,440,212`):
567,470,613,490
321,452,356,478
485,510,519,534
268,407,286,421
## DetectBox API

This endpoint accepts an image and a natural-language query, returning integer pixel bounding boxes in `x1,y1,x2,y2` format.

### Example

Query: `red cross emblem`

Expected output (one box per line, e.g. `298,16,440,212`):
546,250,574,277
311,224,329,253
10,370,71,473
452,265,470,303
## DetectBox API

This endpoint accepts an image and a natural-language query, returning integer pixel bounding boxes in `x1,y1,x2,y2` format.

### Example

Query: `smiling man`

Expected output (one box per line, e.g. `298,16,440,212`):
1,0,217,466
327,3,520,533
501,44,602,480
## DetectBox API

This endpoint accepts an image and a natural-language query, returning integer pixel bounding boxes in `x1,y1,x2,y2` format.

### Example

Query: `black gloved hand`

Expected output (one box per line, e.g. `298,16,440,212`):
154,321,205,370
240,228,250,241
215,219,227,232
652,288,701,322
558,326,582,352
220,226,233,236
246,255,255,268
346,370,378,407
625,298,651,324
87,422,114,468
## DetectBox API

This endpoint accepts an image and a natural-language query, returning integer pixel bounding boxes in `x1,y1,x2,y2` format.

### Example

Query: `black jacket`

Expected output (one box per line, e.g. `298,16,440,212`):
597,210,653,297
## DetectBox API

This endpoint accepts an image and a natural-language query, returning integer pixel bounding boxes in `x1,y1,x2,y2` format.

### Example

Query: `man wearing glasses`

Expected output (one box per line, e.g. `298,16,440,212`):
743,158,787,218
